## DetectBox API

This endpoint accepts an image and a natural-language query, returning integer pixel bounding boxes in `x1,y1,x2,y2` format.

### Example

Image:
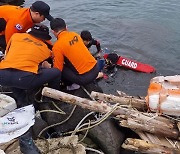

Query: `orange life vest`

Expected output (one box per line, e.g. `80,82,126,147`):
0,33,51,74
53,31,97,74
0,5,33,44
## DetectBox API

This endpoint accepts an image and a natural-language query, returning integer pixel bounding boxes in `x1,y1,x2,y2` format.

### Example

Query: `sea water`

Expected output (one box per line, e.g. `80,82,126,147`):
24,0,180,96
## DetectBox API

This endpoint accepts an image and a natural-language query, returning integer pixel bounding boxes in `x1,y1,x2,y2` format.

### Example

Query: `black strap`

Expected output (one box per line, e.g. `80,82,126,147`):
43,41,53,50
0,18,6,32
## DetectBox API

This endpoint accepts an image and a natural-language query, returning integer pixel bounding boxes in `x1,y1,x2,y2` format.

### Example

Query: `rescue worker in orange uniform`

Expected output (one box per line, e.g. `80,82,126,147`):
50,18,99,89
0,24,61,154
0,1,53,52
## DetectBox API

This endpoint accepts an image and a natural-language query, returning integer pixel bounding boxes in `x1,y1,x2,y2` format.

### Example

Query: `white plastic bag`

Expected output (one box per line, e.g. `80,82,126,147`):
0,149,5,154
0,94,17,117
0,105,35,143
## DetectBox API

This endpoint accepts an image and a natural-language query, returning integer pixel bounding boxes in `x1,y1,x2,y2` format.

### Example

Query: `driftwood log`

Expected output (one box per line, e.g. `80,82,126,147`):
117,112,179,140
91,91,147,111
42,87,131,116
177,122,180,132
122,138,180,154
136,131,180,149
42,87,179,140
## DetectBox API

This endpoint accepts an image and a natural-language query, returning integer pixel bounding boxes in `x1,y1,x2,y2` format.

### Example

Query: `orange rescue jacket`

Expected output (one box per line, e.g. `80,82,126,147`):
53,31,97,74
0,5,33,44
0,33,51,73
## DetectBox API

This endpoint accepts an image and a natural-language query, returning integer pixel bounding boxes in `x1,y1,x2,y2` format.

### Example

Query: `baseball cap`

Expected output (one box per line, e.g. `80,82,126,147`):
30,1,54,21
27,24,52,40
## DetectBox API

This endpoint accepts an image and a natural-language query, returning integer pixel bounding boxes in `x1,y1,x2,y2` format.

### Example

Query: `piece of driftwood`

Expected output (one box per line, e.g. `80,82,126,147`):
42,87,134,116
136,131,180,149
122,138,180,154
42,87,179,140
91,91,147,111
42,87,113,113
177,122,180,132
118,112,179,140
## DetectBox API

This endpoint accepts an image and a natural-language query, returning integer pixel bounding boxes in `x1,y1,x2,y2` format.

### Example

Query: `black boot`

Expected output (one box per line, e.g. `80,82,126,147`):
19,130,40,154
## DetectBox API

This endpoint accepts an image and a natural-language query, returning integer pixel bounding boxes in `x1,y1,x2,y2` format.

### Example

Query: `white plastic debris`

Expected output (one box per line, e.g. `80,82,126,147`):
0,94,17,117
0,105,35,143
0,149,5,154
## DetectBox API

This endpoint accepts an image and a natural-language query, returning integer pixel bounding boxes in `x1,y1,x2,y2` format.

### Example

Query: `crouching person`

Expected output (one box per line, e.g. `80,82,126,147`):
50,18,99,90
0,24,61,154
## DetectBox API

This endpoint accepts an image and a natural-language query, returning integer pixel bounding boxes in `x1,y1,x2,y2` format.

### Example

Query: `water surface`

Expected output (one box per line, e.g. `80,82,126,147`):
25,0,180,96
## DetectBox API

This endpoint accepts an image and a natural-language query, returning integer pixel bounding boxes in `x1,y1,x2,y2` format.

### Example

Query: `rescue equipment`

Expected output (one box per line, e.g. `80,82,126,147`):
146,75,180,116
103,53,156,73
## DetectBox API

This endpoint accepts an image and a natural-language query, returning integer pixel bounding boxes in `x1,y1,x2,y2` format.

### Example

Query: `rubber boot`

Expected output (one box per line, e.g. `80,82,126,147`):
19,130,40,154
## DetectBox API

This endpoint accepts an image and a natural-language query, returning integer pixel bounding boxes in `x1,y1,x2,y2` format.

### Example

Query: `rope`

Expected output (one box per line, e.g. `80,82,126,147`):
78,120,91,143
36,109,65,115
72,111,94,136
62,103,119,135
52,101,66,114
86,147,104,154
80,86,96,101
38,105,77,137
145,113,159,123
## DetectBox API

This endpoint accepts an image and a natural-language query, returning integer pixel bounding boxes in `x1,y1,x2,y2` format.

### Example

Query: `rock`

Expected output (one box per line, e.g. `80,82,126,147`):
0,135,86,154
35,135,86,154
38,82,103,134
32,116,49,139
87,118,125,154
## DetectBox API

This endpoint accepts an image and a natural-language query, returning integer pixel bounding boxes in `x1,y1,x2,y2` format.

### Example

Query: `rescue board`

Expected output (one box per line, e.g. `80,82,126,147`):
103,53,156,73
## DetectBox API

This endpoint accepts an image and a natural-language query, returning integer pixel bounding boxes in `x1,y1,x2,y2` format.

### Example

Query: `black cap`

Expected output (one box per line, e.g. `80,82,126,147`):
50,18,66,31
28,23,52,40
30,1,54,21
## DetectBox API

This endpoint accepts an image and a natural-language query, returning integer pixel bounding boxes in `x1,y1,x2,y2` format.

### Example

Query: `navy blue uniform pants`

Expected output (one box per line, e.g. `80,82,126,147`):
62,63,99,86
0,68,61,107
